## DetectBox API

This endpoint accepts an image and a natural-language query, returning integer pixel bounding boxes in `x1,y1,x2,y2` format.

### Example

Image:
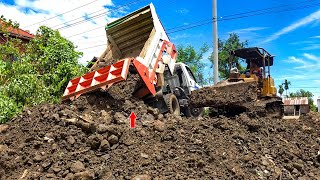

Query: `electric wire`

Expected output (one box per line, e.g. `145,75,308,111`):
73,0,320,49
77,44,107,51
167,1,320,34
23,0,100,28
167,0,318,32
56,0,146,30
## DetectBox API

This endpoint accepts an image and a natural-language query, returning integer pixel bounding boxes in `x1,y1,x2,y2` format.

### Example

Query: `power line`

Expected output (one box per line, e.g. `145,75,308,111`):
23,0,100,28
51,9,106,29
166,19,212,31
64,0,181,38
66,25,104,38
220,2,320,22
168,20,212,34
51,0,142,29
56,0,146,30
167,1,320,34
77,44,107,51
72,0,320,50
168,0,316,32
71,34,107,41
221,0,314,18
290,87,319,88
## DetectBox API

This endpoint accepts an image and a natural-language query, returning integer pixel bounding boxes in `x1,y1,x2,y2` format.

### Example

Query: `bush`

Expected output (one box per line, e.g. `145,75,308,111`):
0,19,88,123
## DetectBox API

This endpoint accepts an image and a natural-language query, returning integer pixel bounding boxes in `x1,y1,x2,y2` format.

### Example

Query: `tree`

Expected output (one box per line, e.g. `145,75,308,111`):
177,43,209,85
278,84,284,97
210,33,248,79
282,79,291,97
289,89,317,112
0,18,87,123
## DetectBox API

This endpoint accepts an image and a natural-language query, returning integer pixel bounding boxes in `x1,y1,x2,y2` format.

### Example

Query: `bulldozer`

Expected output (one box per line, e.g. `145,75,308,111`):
62,4,204,117
190,47,283,117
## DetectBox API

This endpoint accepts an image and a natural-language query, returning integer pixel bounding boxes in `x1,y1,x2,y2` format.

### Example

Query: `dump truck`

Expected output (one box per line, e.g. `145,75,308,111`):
62,4,204,117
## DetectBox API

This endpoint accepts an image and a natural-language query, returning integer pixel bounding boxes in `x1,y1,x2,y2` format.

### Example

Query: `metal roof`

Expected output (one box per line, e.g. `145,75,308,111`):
282,97,309,105
0,20,35,40
231,47,274,67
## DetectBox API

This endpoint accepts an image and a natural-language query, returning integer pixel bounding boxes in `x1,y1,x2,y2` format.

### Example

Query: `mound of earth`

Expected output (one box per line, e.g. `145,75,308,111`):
0,93,320,179
189,81,258,109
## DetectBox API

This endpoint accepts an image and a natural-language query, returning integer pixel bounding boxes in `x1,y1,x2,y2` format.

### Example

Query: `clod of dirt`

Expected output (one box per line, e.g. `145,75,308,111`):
132,174,151,180
100,139,110,151
70,161,85,173
108,134,119,145
153,120,165,132
0,125,9,133
114,112,127,124
33,154,43,162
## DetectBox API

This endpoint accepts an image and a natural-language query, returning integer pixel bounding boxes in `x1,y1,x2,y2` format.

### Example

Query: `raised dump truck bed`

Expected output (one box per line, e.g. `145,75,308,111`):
63,4,178,101
90,3,174,73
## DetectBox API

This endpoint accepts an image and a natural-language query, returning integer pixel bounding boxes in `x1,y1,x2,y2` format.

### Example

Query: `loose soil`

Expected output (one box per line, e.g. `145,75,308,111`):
1,92,320,179
189,81,258,109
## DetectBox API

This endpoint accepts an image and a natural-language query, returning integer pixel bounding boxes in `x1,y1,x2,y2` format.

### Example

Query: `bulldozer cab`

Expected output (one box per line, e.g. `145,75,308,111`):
231,47,273,78
229,47,277,97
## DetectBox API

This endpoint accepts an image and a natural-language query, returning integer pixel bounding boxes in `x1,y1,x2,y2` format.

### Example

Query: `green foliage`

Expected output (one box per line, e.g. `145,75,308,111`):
0,19,87,123
210,33,248,79
177,43,209,85
278,84,284,96
282,79,291,97
0,90,20,123
289,89,317,112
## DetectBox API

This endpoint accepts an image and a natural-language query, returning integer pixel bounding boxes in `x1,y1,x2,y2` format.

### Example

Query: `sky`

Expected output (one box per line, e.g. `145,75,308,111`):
0,0,319,103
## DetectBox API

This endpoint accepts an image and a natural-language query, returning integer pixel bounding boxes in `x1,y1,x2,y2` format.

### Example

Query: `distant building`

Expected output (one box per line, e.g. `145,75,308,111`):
282,97,310,116
0,20,34,61
0,20,34,44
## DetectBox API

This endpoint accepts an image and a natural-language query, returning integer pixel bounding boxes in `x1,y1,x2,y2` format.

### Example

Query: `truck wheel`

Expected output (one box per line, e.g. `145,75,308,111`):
165,94,180,116
184,107,204,117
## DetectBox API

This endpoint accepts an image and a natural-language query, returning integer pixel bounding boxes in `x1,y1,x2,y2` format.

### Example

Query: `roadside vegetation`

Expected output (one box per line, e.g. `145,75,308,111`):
0,17,87,123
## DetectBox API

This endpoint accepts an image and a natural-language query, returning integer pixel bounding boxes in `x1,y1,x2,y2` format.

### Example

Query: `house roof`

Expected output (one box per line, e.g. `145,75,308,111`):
0,20,34,40
282,97,309,106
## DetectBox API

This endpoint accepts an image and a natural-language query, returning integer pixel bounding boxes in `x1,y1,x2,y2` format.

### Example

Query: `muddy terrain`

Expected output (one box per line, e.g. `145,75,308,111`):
0,91,319,179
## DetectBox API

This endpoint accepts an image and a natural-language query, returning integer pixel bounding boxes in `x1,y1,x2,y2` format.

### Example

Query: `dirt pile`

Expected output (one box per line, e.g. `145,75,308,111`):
189,81,258,109
1,93,320,179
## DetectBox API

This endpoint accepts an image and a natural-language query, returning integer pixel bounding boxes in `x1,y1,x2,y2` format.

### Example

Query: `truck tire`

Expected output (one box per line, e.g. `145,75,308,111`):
165,94,180,116
184,107,204,117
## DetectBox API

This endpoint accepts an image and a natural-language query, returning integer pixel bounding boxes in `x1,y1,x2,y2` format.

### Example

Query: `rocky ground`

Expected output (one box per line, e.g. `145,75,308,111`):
0,92,320,179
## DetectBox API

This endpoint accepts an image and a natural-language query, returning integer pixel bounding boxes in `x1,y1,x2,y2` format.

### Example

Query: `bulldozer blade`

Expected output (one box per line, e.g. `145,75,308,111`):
189,81,258,109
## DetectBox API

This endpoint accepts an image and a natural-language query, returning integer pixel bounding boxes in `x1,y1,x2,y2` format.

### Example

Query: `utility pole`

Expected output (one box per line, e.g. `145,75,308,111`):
213,0,219,84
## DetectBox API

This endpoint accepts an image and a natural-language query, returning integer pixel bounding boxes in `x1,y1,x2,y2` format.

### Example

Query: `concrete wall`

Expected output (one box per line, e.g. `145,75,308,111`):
284,105,310,116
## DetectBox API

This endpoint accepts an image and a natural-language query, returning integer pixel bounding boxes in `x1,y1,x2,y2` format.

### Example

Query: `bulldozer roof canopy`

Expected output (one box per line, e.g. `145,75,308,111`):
231,47,274,67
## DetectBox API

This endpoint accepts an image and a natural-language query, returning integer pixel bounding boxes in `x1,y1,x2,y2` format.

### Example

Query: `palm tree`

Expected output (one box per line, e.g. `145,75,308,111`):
282,79,291,97
278,84,284,97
